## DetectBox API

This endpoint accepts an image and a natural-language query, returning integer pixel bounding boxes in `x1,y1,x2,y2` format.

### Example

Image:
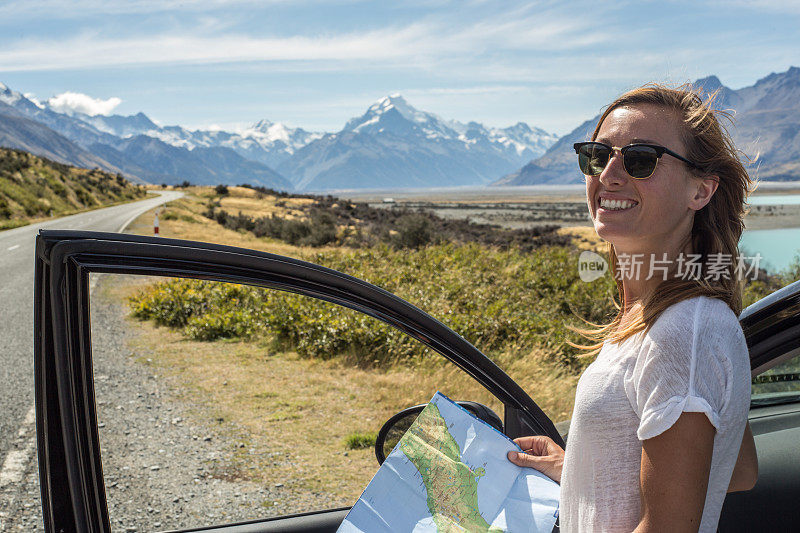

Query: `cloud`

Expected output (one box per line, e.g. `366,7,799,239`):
404,85,531,97
47,91,122,116
709,0,800,14
0,0,325,18
0,7,614,73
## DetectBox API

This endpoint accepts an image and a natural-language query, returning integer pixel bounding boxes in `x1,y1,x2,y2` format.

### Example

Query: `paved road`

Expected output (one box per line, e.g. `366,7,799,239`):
0,191,182,527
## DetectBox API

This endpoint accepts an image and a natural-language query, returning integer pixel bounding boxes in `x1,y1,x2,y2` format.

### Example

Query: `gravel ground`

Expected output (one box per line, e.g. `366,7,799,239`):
93,273,347,531
1,273,344,531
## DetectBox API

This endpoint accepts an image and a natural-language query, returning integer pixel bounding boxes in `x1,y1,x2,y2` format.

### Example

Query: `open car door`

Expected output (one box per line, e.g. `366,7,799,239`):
719,279,800,531
34,230,564,532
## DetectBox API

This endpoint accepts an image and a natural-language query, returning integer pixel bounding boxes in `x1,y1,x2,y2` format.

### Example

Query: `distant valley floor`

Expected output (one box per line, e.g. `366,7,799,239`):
342,187,800,232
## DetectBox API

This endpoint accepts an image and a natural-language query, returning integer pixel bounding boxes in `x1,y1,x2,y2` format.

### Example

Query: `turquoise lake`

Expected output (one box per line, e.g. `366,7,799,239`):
740,227,800,273
741,194,800,273
748,195,800,206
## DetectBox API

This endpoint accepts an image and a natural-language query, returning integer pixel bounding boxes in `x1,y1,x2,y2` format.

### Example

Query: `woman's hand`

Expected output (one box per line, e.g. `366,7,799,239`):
506,435,565,484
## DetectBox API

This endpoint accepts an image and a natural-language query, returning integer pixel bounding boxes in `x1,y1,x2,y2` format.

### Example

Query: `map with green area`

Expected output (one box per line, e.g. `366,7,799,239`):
399,401,501,532
338,392,560,533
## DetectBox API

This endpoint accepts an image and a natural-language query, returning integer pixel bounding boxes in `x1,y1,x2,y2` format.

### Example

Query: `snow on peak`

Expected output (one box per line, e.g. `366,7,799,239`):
373,93,409,110
345,94,462,140
0,82,23,106
255,122,291,142
23,93,45,109
366,93,426,124
339,93,558,160
244,119,321,150
252,119,274,131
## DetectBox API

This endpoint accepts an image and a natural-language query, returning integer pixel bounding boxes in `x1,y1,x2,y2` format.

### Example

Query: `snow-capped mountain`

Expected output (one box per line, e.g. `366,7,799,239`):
0,99,136,179
140,120,323,169
279,94,558,190
0,83,559,190
0,83,120,147
343,94,556,161
77,112,159,138
0,83,291,189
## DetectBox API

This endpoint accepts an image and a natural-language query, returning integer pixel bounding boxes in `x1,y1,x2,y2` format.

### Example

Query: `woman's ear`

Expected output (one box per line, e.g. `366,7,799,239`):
689,176,719,211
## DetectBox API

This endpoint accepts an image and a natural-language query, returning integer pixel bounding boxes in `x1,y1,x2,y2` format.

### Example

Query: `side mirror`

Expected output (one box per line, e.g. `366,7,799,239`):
374,401,503,464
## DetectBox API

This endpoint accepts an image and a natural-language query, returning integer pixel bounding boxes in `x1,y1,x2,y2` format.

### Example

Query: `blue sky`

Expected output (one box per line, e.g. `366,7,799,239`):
1,0,798,136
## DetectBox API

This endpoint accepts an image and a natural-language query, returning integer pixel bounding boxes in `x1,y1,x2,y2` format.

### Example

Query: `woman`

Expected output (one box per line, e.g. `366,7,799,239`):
507,84,759,532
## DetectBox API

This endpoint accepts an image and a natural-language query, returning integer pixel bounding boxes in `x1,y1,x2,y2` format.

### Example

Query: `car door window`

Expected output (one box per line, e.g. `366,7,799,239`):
89,272,504,532
751,351,800,406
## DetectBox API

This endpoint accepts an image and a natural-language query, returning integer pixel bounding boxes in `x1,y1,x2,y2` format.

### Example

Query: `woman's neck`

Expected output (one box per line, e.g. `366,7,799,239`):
617,239,694,310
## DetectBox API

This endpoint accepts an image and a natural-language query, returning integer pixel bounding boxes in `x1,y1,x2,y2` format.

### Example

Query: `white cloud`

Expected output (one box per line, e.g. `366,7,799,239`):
404,85,530,97
47,91,122,116
0,0,329,18
0,7,614,73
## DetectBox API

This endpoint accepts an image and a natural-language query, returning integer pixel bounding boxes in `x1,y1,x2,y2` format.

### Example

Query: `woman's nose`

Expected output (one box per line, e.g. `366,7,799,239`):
598,151,628,186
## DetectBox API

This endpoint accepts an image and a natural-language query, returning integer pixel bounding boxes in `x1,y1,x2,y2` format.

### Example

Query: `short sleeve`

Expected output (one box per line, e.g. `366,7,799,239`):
623,297,737,441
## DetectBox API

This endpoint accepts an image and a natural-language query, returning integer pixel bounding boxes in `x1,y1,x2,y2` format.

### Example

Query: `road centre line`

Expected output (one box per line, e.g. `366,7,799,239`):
0,407,36,489
0,193,179,506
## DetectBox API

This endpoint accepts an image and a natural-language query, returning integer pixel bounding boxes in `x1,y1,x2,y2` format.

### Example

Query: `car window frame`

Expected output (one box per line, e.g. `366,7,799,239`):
35,229,564,532
740,278,800,377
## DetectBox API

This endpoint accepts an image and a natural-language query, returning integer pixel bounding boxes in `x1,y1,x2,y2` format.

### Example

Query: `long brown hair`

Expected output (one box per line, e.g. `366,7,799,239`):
569,83,757,356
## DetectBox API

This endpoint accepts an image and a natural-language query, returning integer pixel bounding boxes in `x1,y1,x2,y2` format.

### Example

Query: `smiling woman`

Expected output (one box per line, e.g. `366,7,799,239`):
508,83,758,533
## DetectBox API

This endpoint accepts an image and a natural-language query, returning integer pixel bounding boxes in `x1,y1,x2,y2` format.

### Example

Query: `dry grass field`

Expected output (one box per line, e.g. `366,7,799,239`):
102,272,579,504
110,186,608,502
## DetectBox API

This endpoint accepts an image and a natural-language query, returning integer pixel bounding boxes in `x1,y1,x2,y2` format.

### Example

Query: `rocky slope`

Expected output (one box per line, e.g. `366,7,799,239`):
496,66,800,185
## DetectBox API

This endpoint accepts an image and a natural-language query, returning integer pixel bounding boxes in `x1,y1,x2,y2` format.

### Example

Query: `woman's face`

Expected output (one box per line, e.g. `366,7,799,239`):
585,103,702,255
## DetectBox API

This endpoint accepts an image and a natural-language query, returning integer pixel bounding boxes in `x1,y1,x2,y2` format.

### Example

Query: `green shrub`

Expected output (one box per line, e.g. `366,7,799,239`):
393,214,434,249
301,211,337,247
204,192,570,251
781,253,800,285
344,432,377,450
129,243,618,369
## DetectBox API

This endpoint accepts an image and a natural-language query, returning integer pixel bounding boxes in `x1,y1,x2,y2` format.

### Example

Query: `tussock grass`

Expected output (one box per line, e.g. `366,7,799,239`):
344,432,378,450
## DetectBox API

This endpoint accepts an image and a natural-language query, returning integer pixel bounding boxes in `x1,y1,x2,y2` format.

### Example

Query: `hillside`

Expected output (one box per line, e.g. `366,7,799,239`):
0,148,147,228
495,66,800,185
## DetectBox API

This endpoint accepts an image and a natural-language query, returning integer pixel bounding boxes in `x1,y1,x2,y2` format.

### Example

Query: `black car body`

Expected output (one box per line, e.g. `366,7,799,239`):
34,230,800,532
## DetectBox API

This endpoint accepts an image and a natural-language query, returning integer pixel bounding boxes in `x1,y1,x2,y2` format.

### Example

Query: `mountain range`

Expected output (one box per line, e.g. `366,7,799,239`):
278,94,557,190
0,84,557,191
495,66,800,185
3,67,798,190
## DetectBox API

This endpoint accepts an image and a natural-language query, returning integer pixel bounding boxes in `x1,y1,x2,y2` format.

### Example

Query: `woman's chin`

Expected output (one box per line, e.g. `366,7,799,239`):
593,222,630,245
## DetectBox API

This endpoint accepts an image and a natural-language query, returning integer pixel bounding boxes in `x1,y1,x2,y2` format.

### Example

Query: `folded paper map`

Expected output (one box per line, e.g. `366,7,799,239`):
338,391,560,532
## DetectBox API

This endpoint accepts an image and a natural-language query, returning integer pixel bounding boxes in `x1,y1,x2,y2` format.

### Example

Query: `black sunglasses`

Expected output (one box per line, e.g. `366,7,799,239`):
573,141,701,179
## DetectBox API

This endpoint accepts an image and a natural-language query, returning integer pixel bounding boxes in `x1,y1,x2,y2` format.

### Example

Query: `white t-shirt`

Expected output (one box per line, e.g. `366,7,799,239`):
559,295,751,532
